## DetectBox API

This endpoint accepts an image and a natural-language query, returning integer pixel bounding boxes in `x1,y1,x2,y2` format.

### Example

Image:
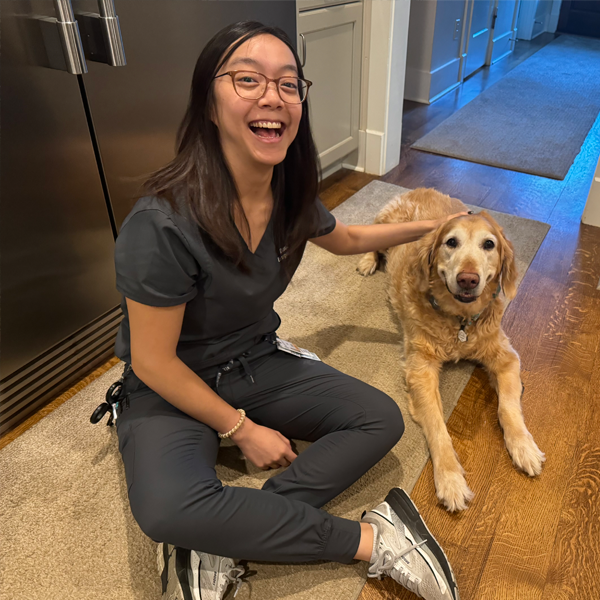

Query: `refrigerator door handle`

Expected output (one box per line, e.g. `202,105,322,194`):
49,0,89,74
95,0,127,67
75,0,127,67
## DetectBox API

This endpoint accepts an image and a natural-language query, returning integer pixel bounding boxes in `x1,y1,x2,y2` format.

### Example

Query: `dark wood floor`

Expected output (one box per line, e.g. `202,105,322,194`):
319,34,600,600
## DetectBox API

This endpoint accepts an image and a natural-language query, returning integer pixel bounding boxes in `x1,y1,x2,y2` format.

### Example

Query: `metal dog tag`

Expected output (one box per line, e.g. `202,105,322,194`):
457,329,468,343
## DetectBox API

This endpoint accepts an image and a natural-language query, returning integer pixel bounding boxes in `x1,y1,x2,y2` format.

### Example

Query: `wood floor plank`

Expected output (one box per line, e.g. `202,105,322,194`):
542,348,600,600
320,168,379,211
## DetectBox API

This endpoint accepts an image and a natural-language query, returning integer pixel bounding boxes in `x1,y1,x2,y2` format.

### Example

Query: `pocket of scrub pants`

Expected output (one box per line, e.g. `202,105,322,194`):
116,420,136,494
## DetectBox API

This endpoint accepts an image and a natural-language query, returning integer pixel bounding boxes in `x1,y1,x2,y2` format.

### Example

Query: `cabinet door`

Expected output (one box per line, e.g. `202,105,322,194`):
488,0,520,64
532,0,551,37
463,0,495,79
298,2,362,169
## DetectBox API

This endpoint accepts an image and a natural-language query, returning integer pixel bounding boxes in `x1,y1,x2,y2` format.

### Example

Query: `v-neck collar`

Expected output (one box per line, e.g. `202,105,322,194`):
236,210,274,256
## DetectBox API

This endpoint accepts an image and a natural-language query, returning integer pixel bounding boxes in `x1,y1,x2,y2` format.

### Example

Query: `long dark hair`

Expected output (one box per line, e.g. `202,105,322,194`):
138,21,320,276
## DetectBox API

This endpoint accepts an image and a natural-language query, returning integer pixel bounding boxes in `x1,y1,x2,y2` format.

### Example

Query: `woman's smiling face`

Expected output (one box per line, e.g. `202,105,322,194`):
212,34,303,170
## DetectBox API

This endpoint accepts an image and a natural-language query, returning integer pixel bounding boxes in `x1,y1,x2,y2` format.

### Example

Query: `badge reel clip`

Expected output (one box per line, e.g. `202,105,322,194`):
90,364,132,426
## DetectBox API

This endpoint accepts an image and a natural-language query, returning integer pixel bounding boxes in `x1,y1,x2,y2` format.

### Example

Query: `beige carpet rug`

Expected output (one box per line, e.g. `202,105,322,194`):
0,181,550,600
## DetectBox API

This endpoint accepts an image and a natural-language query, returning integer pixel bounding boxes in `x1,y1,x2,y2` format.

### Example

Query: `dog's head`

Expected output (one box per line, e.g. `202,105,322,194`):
418,211,518,304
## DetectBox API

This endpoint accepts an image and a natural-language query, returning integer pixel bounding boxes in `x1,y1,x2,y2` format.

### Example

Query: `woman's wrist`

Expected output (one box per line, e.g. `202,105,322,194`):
425,218,442,232
230,415,253,443
217,408,245,438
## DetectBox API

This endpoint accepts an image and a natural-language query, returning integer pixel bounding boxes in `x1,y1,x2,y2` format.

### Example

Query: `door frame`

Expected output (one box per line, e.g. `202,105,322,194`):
338,0,411,176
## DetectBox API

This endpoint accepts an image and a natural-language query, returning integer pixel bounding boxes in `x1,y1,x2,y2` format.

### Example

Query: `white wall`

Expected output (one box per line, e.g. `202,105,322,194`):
384,0,412,173
343,0,411,176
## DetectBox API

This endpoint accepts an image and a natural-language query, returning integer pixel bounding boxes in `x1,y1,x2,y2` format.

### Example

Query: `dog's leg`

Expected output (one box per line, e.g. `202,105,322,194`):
406,352,474,512
356,205,398,276
357,251,380,276
482,339,545,476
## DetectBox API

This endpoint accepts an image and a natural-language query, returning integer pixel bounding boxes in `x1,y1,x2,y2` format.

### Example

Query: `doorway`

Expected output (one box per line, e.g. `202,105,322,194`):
557,1,600,38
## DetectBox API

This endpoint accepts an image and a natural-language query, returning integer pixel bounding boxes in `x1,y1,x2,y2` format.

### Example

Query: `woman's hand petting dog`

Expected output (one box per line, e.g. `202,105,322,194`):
437,211,470,227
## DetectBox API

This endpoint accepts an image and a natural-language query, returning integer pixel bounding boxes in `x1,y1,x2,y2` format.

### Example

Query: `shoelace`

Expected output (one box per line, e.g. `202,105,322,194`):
372,541,428,596
223,565,248,598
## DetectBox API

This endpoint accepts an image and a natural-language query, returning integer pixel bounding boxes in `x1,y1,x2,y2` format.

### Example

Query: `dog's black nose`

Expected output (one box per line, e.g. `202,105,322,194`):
457,272,480,290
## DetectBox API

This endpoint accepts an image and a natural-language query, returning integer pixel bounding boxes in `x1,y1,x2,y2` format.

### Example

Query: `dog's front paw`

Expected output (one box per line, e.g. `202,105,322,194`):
505,431,546,476
434,470,475,512
357,252,379,276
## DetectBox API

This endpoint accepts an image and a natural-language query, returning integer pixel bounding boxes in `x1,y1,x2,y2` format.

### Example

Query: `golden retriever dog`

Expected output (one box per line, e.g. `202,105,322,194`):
357,188,545,512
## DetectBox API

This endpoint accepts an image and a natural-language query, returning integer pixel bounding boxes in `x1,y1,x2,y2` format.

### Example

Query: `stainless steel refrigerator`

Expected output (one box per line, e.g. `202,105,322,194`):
1,0,296,436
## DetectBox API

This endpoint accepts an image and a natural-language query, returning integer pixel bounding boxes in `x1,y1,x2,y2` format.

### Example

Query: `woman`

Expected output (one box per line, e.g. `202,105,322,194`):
114,21,464,600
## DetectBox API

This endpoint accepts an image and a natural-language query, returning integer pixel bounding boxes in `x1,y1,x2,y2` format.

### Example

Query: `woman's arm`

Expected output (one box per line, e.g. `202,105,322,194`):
310,213,468,256
127,298,297,468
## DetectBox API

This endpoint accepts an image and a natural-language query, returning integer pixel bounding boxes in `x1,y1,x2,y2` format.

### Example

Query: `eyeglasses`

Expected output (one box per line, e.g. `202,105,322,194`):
214,70,312,104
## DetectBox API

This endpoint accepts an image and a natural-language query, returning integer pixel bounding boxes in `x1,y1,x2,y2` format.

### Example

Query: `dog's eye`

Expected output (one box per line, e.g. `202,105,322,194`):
446,238,458,248
483,240,495,250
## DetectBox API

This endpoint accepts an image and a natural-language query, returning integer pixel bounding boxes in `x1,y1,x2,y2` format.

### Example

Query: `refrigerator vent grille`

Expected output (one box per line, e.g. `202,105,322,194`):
0,306,123,436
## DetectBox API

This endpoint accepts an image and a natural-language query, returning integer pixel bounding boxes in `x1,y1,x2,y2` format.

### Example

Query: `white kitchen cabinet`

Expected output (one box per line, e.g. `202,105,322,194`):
462,0,495,79
517,0,553,40
488,0,521,65
405,0,521,104
404,0,466,104
298,1,363,170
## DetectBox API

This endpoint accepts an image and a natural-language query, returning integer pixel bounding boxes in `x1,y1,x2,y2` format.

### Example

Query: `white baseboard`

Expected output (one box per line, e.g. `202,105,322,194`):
321,160,345,181
404,58,461,104
404,66,431,104
430,58,461,101
364,129,385,175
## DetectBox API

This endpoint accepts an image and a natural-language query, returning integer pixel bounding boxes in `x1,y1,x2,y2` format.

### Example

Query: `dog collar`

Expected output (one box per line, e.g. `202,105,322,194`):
428,283,502,343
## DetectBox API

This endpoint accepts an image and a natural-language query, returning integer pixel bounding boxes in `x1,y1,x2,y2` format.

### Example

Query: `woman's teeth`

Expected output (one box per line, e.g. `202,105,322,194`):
249,121,283,138
249,121,282,129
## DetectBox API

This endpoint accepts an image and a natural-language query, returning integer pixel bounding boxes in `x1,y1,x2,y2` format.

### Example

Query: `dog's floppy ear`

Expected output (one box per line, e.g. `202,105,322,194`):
499,236,518,300
417,225,445,291
480,211,518,300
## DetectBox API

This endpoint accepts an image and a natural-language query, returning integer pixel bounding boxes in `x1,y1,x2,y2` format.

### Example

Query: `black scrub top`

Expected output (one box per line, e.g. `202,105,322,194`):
114,194,336,371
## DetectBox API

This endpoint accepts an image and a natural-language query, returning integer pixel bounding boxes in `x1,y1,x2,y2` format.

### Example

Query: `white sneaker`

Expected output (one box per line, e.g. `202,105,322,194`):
362,488,460,600
190,550,246,600
157,543,193,600
157,543,246,600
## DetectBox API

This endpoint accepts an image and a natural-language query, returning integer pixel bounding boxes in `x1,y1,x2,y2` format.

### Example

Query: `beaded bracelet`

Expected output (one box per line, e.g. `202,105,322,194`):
218,409,246,439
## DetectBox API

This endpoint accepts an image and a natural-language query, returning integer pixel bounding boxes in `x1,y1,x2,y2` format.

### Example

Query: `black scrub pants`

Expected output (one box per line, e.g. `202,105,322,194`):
115,338,405,564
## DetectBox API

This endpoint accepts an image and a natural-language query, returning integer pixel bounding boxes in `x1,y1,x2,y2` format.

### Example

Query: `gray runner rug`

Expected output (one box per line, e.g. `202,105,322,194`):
411,35,600,180
0,181,550,600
